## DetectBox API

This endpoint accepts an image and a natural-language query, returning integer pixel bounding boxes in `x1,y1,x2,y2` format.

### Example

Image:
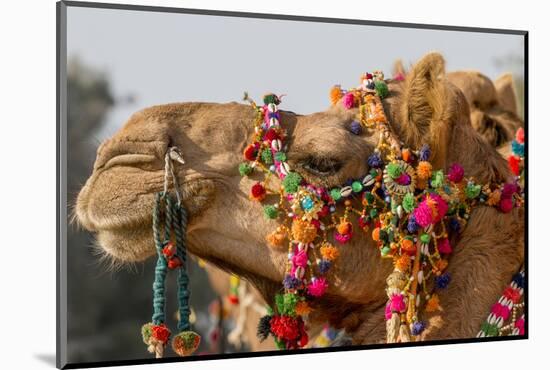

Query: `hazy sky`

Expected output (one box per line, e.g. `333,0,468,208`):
67,6,524,140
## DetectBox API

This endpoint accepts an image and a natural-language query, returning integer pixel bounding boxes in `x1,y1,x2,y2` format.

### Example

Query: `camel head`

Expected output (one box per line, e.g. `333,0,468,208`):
76,53,511,334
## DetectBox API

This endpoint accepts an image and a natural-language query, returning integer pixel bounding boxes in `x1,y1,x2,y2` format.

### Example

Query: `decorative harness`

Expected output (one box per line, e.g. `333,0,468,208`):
239,71,525,349
139,71,525,357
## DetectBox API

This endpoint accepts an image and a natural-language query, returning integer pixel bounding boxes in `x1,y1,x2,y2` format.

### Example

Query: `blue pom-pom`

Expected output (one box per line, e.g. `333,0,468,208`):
512,140,524,157
411,321,426,335
449,218,461,233
436,273,451,289
318,260,332,274
512,272,525,289
283,275,301,290
368,153,383,168
268,112,280,120
350,121,362,135
407,215,419,233
419,144,431,161
344,178,354,187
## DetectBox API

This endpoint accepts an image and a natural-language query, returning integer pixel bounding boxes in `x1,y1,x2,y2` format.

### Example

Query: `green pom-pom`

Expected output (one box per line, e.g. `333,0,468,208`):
281,293,298,316
431,170,444,188
402,193,416,213
481,322,500,337
330,188,342,201
465,183,482,199
381,246,391,256
141,323,154,344
370,208,378,218
238,162,253,176
282,172,302,194
274,152,286,162
274,294,285,314
386,162,402,179
374,81,389,99
420,233,430,244
263,204,278,219
352,181,363,193
261,148,273,164
263,94,280,105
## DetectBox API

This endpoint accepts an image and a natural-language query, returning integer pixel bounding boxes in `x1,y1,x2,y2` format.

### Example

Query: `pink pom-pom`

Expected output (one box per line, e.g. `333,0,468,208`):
292,250,309,268
501,183,518,199
393,72,405,81
396,173,411,185
389,294,406,313
413,202,433,228
307,277,328,297
515,317,525,335
384,303,392,320
447,163,464,183
342,92,355,109
431,194,449,223
491,302,511,320
437,238,452,254
516,128,524,144
334,231,352,244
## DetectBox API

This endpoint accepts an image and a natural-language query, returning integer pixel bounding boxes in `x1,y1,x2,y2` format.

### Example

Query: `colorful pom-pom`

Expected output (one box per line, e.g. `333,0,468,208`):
407,215,419,233
329,85,343,105
425,294,440,312
261,148,273,164
411,321,426,335
243,143,258,161
508,155,520,176
511,140,524,157
435,272,451,289
274,152,286,162
437,238,452,254
368,153,383,168
291,219,318,243
151,324,171,344
447,163,464,183
419,144,431,161
402,193,416,213
386,162,403,179
250,182,267,201
374,80,389,99
282,172,302,194
283,275,302,290
172,331,201,357
431,170,444,188
307,277,328,297
499,198,514,213
342,92,355,109
266,230,286,247
263,94,280,105
320,243,340,261
350,121,362,135
465,182,482,199
257,315,272,342
395,255,411,272
389,293,407,313
264,204,278,219
318,260,332,274
141,323,154,345
515,128,524,144
416,161,432,180
239,162,253,176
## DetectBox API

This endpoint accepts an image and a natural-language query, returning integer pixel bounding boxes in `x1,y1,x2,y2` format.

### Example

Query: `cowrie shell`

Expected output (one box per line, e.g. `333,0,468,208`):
271,139,282,151
295,266,305,279
280,162,290,176
269,117,279,127
340,186,353,197
267,103,278,113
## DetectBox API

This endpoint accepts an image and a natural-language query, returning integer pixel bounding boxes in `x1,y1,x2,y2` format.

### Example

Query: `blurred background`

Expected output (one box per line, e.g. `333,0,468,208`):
65,5,524,364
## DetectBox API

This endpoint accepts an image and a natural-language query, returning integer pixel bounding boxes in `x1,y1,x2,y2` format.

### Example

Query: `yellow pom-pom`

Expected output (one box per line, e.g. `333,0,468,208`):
266,230,286,248
395,255,411,272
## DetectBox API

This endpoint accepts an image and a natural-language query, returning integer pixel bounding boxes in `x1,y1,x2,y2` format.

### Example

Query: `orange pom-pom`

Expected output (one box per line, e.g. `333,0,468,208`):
395,255,411,272
291,219,318,243
416,161,432,180
402,149,412,163
320,243,340,261
330,85,344,105
400,238,416,256
487,189,501,206
266,230,286,248
425,294,440,312
372,227,381,242
295,301,312,316
337,221,352,235
435,259,448,272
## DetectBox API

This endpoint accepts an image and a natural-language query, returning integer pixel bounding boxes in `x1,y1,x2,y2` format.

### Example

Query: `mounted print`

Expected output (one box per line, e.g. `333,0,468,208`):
57,1,527,368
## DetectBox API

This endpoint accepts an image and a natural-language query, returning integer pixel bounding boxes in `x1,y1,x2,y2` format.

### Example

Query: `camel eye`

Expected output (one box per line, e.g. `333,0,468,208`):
302,156,342,176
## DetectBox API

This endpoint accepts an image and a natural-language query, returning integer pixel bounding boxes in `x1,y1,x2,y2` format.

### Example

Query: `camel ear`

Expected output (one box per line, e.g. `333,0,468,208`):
400,53,452,168
494,73,518,115
392,59,407,79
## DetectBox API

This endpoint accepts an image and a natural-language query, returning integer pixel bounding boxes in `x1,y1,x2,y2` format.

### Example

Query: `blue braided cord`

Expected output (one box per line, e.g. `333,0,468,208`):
175,204,191,332
151,193,167,325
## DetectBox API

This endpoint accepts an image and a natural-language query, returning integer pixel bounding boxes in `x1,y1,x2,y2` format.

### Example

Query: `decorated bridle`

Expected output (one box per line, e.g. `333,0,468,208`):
239,71,524,349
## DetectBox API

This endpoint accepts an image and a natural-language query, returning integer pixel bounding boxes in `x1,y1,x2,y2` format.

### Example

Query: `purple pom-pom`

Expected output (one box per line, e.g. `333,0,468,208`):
367,153,383,168
407,215,419,233
318,260,332,274
435,273,451,289
350,121,362,135
419,144,431,161
283,275,301,290
411,321,426,335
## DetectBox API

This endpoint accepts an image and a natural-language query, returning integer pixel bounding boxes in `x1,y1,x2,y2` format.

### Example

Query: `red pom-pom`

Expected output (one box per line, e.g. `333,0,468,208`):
366,73,373,80
228,295,239,305
243,144,258,161
263,129,280,142
250,182,266,201
162,242,176,258
270,315,300,341
508,155,520,176
516,128,524,144
317,205,329,218
499,198,514,213
168,256,183,269
152,324,171,344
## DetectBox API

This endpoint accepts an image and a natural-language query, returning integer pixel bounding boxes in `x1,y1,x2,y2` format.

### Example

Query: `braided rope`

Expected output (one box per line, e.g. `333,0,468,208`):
176,204,191,332
152,194,168,325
